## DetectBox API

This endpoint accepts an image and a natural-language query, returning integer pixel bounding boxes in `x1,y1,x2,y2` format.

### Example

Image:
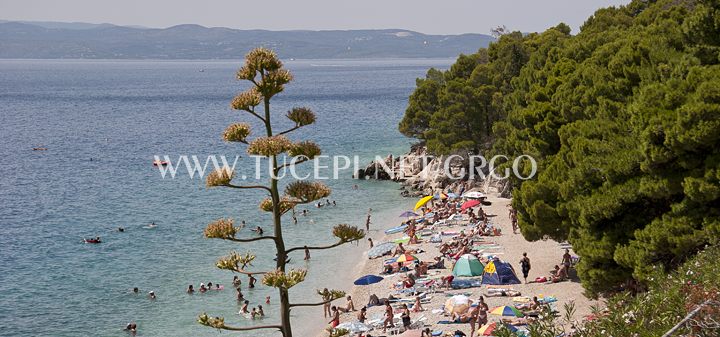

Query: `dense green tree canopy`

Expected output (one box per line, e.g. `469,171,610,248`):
400,0,720,294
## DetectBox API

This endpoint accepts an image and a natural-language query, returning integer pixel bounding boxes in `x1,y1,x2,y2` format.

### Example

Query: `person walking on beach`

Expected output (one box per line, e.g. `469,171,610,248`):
368,238,374,248
365,213,372,232
562,249,572,276
401,303,412,331
383,302,395,332
520,252,531,283
477,296,489,326
304,246,311,260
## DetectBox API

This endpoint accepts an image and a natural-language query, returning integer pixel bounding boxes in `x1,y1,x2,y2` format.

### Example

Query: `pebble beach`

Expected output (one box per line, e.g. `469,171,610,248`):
315,195,600,336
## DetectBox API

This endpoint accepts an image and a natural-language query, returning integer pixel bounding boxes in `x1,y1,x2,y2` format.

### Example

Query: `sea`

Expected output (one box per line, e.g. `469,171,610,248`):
0,58,453,337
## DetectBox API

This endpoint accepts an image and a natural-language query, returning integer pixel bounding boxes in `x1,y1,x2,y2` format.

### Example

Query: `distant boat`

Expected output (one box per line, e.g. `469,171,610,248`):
199,69,205,72
32,147,48,151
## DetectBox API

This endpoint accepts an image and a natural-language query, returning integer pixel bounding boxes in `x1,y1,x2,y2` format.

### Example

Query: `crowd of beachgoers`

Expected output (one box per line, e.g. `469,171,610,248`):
319,193,598,337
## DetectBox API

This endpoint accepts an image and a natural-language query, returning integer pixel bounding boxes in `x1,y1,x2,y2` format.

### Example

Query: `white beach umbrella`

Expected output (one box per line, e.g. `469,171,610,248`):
444,294,472,314
463,191,485,199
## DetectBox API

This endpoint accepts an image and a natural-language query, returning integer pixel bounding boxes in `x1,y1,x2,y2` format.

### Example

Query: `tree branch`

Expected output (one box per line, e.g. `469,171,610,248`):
230,269,270,275
226,235,277,243
286,241,345,254
277,125,301,136
289,298,337,308
216,324,283,332
245,107,267,124
227,183,272,193
276,158,309,172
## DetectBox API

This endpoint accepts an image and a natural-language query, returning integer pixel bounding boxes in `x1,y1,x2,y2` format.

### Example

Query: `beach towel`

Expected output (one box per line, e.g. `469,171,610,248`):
450,279,483,289
437,320,465,324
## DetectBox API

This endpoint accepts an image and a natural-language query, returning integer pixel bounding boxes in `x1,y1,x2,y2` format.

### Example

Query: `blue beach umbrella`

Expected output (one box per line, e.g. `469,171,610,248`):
399,211,419,218
354,275,384,286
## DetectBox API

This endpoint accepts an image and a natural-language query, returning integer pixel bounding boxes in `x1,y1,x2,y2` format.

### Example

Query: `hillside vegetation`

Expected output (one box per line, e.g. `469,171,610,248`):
399,0,720,295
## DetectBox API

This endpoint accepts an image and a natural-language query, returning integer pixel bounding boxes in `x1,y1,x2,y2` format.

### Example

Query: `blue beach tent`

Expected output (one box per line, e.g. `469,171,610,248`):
481,259,521,285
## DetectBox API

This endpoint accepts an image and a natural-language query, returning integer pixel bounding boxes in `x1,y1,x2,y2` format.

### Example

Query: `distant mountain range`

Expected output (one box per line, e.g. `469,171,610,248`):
0,20,494,59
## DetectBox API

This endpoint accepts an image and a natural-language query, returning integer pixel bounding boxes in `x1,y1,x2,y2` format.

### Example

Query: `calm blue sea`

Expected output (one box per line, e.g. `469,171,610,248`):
0,58,452,337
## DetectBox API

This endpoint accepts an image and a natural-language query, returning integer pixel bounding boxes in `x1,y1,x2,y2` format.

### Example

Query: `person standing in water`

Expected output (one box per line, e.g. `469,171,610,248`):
248,274,256,288
304,246,311,260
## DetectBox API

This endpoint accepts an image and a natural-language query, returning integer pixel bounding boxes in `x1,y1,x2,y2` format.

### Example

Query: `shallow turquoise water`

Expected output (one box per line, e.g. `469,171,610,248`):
0,58,452,337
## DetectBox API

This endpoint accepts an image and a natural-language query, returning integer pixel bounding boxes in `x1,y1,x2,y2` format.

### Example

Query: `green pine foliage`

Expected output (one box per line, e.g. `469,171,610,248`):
400,0,720,294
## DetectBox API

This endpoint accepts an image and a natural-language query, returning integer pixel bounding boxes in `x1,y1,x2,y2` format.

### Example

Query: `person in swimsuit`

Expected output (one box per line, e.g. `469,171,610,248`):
383,302,395,332
328,306,340,328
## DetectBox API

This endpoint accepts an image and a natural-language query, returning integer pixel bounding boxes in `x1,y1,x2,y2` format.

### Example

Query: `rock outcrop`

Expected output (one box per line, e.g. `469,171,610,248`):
356,143,511,198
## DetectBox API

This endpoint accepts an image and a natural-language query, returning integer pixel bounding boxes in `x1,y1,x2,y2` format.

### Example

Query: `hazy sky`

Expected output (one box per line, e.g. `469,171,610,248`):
0,0,631,35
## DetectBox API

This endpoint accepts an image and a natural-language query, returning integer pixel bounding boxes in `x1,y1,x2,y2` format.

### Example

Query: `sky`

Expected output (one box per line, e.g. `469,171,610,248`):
0,0,631,35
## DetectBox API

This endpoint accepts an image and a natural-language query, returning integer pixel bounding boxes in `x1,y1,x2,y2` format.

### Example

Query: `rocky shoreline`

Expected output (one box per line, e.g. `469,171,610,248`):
355,143,512,198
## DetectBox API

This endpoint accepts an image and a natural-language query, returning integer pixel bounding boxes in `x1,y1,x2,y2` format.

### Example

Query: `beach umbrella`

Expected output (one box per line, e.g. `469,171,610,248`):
367,242,395,258
461,199,481,211
353,274,384,286
463,191,485,199
444,295,471,314
399,210,419,218
477,322,498,336
452,254,485,277
414,195,434,211
490,305,525,317
433,192,448,199
336,321,371,333
395,253,418,263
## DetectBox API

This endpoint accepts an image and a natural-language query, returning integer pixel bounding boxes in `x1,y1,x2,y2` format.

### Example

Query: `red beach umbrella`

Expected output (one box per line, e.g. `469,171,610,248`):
461,199,481,211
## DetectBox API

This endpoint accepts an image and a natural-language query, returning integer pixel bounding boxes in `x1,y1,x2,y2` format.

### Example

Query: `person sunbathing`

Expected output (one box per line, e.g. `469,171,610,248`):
338,295,356,312
551,265,567,282
485,289,521,297
501,317,536,325
429,257,445,269
412,296,424,312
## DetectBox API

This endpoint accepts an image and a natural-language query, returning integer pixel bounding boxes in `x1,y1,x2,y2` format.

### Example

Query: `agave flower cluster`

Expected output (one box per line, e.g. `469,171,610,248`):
247,135,293,157
286,107,316,126
215,251,256,272
262,269,307,289
285,181,331,203
206,168,234,187
236,48,293,98
222,123,251,143
332,224,365,243
259,196,296,215
198,313,226,329
288,141,322,159
231,88,262,111
204,218,240,239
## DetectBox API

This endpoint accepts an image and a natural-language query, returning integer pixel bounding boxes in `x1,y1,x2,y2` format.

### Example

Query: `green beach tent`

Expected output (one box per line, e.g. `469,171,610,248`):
452,254,485,277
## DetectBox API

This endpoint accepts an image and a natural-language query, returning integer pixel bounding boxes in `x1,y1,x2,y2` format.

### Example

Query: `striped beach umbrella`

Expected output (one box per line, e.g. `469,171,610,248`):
490,305,524,317
395,253,418,263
